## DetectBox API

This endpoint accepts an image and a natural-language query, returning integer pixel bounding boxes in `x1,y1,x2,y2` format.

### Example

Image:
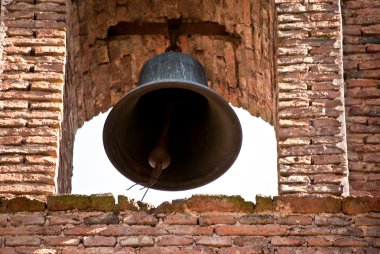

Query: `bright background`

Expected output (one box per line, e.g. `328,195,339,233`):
72,106,278,207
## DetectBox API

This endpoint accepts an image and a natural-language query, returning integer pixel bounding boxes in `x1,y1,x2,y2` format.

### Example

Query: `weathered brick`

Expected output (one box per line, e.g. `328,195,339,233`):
35,29,66,38
48,213,81,225
233,236,269,247
314,216,351,226
10,213,45,226
47,195,91,211
0,136,23,145
35,46,66,56
334,237,369,247
288,226,331,236
367,227,380,237
119,236,154,247
0,214,8,227
83,212,119,225
123,212,158,226
5,236,41,246
199,214,236,226
43,236,80,246
239,215,274,225
156,235,193,246
274,196,341,214
271,236,305,246
355,216,380,226
342,197,380,215
165,225,213,236
25,155,56,165
164,214,197,225
0,226,61,236
215,225,288,236
83,236,116,247
312,174,346,184
195,236,232,247
277,215,313,225
307,236,334,247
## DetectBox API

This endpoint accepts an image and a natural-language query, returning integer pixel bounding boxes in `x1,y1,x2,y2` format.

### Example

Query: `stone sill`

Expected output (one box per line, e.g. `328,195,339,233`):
0,194,379,215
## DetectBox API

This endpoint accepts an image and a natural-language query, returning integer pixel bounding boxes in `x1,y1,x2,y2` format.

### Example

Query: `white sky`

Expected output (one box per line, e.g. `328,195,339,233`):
72,106,278,207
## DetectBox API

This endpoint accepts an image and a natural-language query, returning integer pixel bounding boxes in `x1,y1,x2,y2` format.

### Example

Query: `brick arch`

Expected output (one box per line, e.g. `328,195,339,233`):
59,0,277,193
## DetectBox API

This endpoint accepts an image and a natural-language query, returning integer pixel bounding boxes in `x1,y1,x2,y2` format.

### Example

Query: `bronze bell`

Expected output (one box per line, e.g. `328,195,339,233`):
103,51,242,191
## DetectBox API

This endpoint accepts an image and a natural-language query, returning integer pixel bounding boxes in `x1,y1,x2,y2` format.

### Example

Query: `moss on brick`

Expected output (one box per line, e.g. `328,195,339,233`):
0,197,45,213
255,195,273,212
154,195,255,213
90,193,116,212
274,195,341,214
342,196,380,215
118,195,139,212
47,195,91,211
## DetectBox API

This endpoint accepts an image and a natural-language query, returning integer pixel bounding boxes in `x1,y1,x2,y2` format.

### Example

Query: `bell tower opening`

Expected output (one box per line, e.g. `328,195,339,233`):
72,106,277,206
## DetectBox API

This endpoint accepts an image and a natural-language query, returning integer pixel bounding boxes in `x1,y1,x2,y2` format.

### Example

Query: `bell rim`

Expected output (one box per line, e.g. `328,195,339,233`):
103,81,243,191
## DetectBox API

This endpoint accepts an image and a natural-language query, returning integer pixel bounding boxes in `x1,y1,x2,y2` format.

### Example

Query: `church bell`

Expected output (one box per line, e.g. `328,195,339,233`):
103,51,242,191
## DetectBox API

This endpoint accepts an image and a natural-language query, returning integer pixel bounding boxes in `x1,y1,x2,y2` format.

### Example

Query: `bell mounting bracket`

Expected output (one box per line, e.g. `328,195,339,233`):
107,19,239,45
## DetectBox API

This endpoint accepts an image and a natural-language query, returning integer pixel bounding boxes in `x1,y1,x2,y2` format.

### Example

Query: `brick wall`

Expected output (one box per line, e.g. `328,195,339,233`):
0,0,66,200
276,0,349,196
0,195,379,253
342,0,380,196
0,0,379,203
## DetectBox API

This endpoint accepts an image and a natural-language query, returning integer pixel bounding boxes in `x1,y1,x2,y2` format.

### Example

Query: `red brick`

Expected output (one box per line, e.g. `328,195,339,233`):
64,225,123,236
25,155,56,165
47,213,81,225
367,227,380,237
367,44,380,52
43,236,80,246
62,247,135,254
35,46,66,56
7,2,66,13
165,225,213,236
123,213,158,226
359,60,380,70
35,29,66,38
362,24,380,35
312,174,346,184
0,215,8,226
10,214,45,226
355,216,380,226
271,236,305,246
289,226,331,236
334,237,368,247
277,215,313,225
196,236,232,247
119,236,154,247
4,46,32,55
0,136,23,145
26,136,58,145
83,236,116,247
5,236,41,246
199,214,236,225
164,214,197,225
156,235,193,246
307,236,334,247
314,216,351,226
312,154,344,165
274,196,341,214
215,225,288,236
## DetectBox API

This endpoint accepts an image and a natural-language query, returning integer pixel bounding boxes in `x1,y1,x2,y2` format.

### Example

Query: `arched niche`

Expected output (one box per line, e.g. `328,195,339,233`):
59,0,277,193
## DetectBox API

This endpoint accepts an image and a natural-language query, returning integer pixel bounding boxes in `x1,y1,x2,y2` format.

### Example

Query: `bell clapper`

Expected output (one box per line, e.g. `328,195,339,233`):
126,104,174,201
148,104,173,174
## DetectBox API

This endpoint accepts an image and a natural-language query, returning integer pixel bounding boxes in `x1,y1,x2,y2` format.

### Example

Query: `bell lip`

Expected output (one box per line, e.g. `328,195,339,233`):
103,81,243,191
